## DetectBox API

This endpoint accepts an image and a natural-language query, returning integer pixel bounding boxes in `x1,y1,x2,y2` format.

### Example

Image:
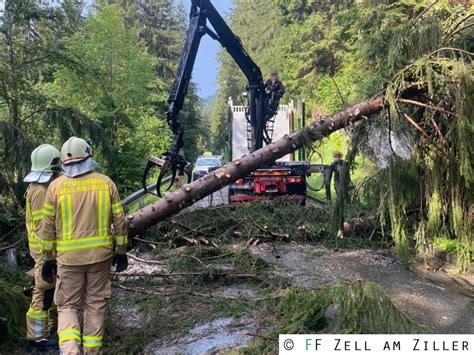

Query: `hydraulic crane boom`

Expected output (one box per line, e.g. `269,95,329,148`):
143,0,268,195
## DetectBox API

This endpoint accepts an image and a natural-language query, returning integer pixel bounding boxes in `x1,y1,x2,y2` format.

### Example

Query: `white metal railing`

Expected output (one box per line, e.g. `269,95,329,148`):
231,105,289,113
228,97,290,113
232,106,247,112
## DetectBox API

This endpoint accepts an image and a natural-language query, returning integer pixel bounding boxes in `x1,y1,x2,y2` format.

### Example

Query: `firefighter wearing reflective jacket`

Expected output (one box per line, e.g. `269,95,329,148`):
24,144,61,352
39,137,128,355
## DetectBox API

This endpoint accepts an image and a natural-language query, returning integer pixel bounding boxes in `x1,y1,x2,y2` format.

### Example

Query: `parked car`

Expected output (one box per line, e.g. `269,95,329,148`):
192,156,222,181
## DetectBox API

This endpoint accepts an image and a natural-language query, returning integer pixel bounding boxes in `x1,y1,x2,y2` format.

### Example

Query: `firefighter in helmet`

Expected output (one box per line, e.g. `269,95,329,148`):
265,70,285,118
39,137,128,354
24,144,61,352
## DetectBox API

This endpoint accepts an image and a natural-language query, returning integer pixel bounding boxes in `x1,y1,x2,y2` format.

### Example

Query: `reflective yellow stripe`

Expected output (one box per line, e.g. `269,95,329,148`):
43,209,55,217
27,308,48,320
28,237,42,250
31,209,43,221
43,203,55,217
41,239,55,251
59,328,81,344
26,201,34,232
83,335,103,348
60,194,73,240
98,191,110,236
111,201,124,215
27,201,41,250
26,200,31,214
56,236,112,252
115,235,127,246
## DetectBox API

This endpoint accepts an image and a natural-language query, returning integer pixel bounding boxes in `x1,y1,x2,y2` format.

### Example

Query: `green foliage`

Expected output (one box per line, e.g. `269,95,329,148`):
278,281,423,334
387,158,420,262
243,281,425,353
386,46,473,271
0,0,203,203
39,4,163,191
0,263,30,344
151,198,332,242
431,237,464,255
100,0,205,164
210,65,242,153
199,95,215,153
0,0,86,210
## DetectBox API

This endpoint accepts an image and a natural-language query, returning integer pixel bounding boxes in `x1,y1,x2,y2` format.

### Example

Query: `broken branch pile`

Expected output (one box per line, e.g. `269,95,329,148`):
138,198,387,249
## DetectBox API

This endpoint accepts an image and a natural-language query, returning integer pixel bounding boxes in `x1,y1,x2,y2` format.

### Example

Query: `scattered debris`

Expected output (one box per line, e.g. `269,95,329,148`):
105,238,473,353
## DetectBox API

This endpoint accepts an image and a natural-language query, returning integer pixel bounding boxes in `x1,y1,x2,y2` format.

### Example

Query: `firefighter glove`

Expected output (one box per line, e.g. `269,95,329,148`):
41,260,57,283
113,253,128,273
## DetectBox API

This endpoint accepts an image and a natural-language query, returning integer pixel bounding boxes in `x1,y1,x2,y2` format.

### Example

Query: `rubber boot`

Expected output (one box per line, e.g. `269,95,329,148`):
28,337,59,353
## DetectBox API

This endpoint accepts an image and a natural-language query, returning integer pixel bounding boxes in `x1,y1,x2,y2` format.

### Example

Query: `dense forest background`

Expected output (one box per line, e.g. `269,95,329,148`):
0,0,205,203
209,0,473,271
0,0,472,273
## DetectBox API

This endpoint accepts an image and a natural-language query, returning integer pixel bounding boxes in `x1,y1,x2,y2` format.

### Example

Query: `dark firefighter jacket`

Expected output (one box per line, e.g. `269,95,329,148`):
265,79,285,98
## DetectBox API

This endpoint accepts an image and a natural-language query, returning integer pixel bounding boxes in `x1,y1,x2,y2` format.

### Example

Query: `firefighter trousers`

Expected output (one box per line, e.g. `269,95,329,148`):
26,256,57,340
55,258,112,355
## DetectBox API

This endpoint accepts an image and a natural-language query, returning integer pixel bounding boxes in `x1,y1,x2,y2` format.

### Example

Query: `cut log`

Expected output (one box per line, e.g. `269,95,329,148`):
129,96,386,235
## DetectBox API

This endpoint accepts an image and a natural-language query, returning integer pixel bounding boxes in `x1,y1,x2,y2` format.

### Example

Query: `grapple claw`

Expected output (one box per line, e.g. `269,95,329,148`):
185,166,192,184
142,153,193,197
166,169,177,192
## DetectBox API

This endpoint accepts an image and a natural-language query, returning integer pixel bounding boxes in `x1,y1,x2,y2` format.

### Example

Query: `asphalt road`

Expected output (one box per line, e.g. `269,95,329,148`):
192,186,229,209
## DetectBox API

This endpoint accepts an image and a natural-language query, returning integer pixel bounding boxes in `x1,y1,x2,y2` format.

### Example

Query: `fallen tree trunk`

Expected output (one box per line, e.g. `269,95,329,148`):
128,96,386,235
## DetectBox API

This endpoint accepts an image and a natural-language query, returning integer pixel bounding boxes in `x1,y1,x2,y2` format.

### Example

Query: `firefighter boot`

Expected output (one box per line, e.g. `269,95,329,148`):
28,337,59,353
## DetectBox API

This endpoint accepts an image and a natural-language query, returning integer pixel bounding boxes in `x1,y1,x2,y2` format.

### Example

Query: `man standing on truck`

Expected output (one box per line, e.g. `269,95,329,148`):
40,137,128,354
265,70,285,117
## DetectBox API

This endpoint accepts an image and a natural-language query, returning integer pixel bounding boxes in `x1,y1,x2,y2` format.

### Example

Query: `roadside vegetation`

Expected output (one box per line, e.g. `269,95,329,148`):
0,0,472,352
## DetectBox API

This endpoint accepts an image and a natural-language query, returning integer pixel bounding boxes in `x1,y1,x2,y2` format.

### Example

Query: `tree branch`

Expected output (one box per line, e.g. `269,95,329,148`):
397,98,454,116
411,1,438,27
442,22,474,44
428,47,474,58
401,113,448,158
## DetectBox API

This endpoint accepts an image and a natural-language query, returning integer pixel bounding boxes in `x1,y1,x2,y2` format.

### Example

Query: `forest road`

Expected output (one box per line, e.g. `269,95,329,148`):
250,243,474,334
191,186,229,209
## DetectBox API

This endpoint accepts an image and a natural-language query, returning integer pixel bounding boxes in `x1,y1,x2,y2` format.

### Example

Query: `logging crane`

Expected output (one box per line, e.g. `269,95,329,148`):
142,0,322,203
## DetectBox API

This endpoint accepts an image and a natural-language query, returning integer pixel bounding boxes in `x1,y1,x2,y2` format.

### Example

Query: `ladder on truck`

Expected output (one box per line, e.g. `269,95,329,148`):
245,110,276,151
229,97,293,161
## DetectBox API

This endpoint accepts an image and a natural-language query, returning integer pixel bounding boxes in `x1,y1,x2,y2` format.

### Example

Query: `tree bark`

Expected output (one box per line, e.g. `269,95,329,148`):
128,96,386,235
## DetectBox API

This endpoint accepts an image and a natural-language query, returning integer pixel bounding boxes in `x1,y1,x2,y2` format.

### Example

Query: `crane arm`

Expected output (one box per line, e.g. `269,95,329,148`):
144,0,267,196
199,0,263,86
